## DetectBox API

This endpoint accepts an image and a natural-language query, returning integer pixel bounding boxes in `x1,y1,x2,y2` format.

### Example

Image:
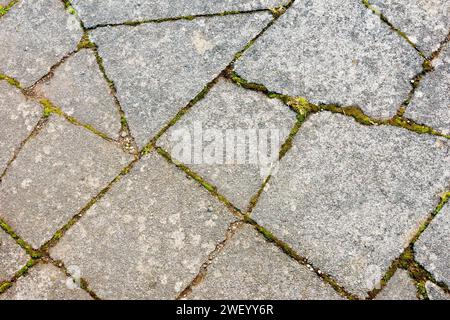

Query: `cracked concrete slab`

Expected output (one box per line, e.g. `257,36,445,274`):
405,45,450,135
90,13,272,148
0,0,83,87
36,50,122,139
1,0,449,301
251,112,450,297
189,224,342,299
415,203,450,287
158,78,296,210
50,151,235,299
0,81,41,174
0,116,132,248
0,229,29,283
368,0,450,55
72,0,288,28
235,0,423,118
375,269,417,300
0,263,92,300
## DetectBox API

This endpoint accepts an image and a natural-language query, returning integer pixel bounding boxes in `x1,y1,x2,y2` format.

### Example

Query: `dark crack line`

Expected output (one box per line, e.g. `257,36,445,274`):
84,8,276,31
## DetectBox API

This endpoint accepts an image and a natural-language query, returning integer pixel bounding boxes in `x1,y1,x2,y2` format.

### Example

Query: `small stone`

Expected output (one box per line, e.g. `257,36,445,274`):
0,229,29,283
90,12,272,147
235,0,422,118
415,203,450,286
158,78,296,209
251,112,450,297
0,117,132,248
0,82,41,174
36,50,122,138
189,224,342,299
405,45,450,134
375,269,418,300
0,263,92,300
72,0,287,27
0,0,83,87
50,151,235,299
425,281,450,300
369,0,450,55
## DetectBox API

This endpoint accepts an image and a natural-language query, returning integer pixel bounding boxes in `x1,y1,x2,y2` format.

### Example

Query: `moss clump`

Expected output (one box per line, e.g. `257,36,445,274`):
0,281,12,293
269,6,286,17
0,74,21,88
422,60,434,72
77,33,95,50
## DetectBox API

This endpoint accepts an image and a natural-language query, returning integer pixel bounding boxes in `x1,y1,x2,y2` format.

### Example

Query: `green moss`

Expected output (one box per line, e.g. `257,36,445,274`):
0,281,12,294
422,60,434,72
77,33,95,50
0,0,18,17
269,6,286,17
0,74,21,88
0,219,41,259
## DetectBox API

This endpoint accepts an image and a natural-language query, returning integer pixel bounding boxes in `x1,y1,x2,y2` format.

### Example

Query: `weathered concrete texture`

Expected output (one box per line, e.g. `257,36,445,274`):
0,263,92,300
189,225,342,299
36,50,122,138
252,112,450,297
415,203,450,286
159,79,296,210
72,0,287,27
405,45,450,135
375,270,417,300
0,0,83,87
425,281,450,300
0,117,132,248
50,152,235,299
90,13,272,147
369,0,450,55
235,0,423,118
0,230,29,283
0,82,41,174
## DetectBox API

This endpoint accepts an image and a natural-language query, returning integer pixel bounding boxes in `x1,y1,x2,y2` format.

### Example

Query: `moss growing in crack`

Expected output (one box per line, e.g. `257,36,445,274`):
269,6,286,18
422,60,434,72
77,33,95,50
278,114,306,159
0,74,21,88
0,0,17,17
229,71,268,92
120,116,128,127
0,219,41,259
0,281,12,294
40,99,112,140
361,0,425,59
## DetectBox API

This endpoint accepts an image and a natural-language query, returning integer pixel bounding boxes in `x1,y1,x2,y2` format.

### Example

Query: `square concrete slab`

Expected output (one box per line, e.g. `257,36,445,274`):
405,45,450,135
72,0,288,27
0,0,83,87
0,229,29,283
0,263,92,300
368,0,450,55
375,269,417,300
235,0,423,118
50,151,236,299
0,81,41,174
252,112,450,297
90,13,272,147
415,203,450,286
0,117,132,248
189,224,342,300
158,78,297,210
36,50,122,139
